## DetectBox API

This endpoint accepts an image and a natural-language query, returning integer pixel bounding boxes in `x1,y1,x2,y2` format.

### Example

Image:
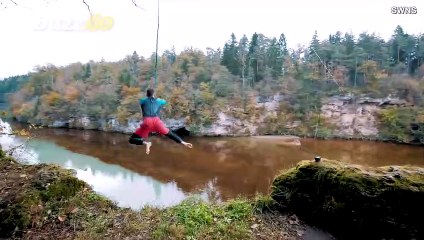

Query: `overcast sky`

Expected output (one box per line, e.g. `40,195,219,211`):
0,0,422,79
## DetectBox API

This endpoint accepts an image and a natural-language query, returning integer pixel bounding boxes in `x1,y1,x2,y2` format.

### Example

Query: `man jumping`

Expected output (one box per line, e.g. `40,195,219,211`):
128,88,193,154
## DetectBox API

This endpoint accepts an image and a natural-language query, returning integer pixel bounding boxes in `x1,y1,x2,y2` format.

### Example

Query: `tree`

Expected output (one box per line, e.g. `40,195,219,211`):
413,34,424,74
211,66,233,97
343,32,355,56
358,60,380,91
221,33,240,76
118,69,132,87
83,63,92,81
387,25,418,75
206,47,222,70
248,32,259,86
266,33,289,79
266,37,279,78
306,30,320,63
277,33,289,75
163,47,177,67
329,31,342,45
390,26,407,65
0,75,30,93
129,51,141,85
237,35,249,89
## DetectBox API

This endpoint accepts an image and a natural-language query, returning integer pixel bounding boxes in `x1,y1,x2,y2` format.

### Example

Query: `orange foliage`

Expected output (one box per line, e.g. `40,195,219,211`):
64,85,80,102
167,86,190,117
155,82,166,98
121,86,141,97
43,91,62,106
13,103,33,117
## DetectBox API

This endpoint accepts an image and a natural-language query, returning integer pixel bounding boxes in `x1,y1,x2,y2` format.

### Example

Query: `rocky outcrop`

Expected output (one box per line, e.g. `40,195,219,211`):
199,112,257,136
41,116,188,135
320,95,410,139
321,96,380,137
270,159,424,240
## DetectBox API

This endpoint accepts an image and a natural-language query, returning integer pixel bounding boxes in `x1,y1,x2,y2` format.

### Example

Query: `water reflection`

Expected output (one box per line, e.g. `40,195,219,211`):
31,139,213,209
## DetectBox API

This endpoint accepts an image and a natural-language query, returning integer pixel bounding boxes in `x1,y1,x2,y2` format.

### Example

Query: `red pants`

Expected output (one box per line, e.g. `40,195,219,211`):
134,117,170,138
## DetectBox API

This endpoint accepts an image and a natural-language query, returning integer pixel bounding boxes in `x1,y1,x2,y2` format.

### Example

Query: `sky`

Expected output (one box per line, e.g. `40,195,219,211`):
0,0,423,79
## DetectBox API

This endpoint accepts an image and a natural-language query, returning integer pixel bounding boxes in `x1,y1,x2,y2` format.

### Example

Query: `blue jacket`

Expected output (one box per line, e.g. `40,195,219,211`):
139,97,167,117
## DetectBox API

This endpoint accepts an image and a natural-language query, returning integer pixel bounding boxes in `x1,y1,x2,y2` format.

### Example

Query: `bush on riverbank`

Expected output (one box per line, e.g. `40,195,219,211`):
377,106,424,144
270,159,424,240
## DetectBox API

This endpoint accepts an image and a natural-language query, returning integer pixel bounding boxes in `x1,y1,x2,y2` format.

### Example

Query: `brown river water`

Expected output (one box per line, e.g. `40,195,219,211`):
2,121,423,210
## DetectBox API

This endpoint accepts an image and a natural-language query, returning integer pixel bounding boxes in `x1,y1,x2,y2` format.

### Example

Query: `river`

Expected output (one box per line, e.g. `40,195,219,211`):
1,119,423,210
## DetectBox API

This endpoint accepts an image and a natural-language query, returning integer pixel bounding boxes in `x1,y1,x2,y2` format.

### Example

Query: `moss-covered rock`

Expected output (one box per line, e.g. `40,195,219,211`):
270,159,424,240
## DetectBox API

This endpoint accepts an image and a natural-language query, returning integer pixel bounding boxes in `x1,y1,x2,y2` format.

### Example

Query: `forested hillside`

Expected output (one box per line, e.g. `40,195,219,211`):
5,25,424,142
0,75,30,93
0,74,30,111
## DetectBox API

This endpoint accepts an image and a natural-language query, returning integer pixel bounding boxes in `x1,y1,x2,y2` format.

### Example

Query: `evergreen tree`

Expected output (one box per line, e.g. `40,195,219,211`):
221,33,240,75
83,63,91,81
267,38,279,78
129,51,140,86
307,30,320,63
248,32,259,84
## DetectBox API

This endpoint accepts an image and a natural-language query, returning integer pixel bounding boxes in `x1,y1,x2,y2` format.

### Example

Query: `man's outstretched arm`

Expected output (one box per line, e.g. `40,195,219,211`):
157,98,167,106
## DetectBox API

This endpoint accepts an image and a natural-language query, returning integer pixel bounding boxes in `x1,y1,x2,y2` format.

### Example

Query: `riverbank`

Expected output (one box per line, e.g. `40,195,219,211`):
4,93,423,146
5,116,423,149
0,149,334,240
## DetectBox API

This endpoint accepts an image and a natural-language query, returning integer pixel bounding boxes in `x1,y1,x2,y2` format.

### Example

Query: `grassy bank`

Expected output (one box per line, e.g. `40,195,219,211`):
0,149,323,240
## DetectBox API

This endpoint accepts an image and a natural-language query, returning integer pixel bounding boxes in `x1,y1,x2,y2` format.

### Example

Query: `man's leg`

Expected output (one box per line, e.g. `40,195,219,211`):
154,118,193,148
130,120,153,154
128,133,144,145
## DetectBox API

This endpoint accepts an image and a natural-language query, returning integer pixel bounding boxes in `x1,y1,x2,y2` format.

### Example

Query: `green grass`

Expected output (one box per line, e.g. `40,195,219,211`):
152,197,255,240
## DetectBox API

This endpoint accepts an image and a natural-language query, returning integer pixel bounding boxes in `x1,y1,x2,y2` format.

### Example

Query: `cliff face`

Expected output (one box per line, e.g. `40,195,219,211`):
320,96,410,137
321,96,380,137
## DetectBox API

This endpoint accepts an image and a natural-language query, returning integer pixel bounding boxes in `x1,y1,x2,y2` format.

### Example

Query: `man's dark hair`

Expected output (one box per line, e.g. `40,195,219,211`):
146,88,154,97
